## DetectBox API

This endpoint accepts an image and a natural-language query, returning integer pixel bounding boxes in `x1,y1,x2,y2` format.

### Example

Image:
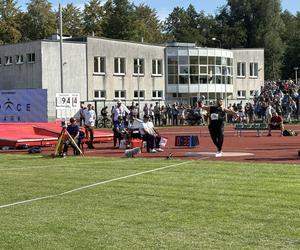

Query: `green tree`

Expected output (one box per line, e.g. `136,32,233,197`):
62,3,83,37
83,0,103,36
281,11,300,80
21,0,56,40
0,0,22,44
164,5,215,46
102,0,135,40
216,0,285,79
131,4,165,43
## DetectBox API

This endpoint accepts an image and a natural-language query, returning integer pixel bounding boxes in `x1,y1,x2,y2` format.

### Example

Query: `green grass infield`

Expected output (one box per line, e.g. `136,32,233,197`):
0,154,299,249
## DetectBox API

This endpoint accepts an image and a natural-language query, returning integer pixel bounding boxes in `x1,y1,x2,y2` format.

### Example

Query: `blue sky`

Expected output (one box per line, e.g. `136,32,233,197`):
18,0,298,20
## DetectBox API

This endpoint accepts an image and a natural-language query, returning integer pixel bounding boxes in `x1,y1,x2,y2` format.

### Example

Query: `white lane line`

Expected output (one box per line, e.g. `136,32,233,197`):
0,161,190,209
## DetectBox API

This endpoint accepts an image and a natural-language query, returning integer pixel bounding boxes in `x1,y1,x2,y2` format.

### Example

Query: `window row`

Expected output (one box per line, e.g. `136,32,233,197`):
237,62,259,77
168,56,233,66
237,90,257,99
94,57,163,76
0,53,35,66
94,90,163,100
168,65,232,76
168,75,233,84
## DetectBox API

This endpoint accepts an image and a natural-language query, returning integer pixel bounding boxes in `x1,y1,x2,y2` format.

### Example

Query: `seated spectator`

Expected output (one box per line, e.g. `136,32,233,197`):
63,117,83,156
267,112,284,136
139,115,163,153
113,117,125,148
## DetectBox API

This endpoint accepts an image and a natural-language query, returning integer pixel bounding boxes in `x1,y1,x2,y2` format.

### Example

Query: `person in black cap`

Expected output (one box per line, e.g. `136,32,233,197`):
199,98,238,157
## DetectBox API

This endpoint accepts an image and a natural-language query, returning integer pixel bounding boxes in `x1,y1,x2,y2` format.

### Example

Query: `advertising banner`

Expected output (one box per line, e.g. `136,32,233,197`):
0,89,48,122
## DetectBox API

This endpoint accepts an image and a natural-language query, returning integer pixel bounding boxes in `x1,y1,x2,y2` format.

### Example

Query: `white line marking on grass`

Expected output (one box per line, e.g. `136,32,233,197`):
0,161,190,209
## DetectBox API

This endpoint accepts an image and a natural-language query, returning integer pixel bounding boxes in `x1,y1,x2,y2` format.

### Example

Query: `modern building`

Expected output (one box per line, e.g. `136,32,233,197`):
0,36,264,121
165,43,264,106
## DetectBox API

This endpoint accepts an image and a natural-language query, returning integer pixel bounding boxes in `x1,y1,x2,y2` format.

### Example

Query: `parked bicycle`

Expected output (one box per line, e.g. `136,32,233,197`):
96,116,112,128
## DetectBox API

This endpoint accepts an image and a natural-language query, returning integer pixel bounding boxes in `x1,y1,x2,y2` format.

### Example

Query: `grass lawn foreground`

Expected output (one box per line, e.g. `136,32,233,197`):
0,154,299,249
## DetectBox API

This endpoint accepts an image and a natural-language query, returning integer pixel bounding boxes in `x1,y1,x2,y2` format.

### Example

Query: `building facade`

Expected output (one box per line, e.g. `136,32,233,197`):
0,37,264,121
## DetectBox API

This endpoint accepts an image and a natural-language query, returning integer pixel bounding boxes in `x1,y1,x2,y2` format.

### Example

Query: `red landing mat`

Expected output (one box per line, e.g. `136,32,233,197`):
0,123,113,148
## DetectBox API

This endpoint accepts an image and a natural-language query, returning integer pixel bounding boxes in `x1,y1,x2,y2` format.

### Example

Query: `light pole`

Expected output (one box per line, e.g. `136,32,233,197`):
212,37,221,48
294,67,299,84
137,62,141,118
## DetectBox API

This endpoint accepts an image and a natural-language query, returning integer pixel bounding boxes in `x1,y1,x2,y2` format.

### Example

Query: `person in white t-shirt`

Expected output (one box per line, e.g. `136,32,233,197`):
83,104,96,149
139,115,163,153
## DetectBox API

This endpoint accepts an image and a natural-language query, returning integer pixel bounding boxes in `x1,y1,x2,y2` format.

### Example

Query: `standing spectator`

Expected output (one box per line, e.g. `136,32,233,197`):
83,104,96,149
143,103,150,117
166,104,172,125
160,105,167,126
172,103,179,126
149,103,154,121
154,102,161,126
112,101,124,123
79,104,86,126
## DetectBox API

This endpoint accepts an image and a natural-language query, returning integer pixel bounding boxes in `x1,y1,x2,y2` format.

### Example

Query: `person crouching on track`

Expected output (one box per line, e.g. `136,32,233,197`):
267,112,284,136
139,115,163,153
199,98,238,157
63,117,82,157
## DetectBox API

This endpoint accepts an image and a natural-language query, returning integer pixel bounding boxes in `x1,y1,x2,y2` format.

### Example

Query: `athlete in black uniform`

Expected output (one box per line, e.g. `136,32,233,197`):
199,98,238,157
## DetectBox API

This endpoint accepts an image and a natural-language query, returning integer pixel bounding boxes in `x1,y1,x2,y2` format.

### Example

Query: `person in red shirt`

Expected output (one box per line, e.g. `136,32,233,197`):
268,112,284,136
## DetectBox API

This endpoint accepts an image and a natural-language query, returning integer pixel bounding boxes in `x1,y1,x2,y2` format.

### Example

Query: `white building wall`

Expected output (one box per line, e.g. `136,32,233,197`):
41,41,87,119
86,37,165,105
232,49,264,103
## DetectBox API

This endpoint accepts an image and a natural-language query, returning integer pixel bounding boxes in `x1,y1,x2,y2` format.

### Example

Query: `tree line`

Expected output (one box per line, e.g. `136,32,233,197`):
0,0,299,80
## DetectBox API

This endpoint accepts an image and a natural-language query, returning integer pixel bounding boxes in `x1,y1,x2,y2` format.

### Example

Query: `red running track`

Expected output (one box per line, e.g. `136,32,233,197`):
41,124,299,165
1,124,299,164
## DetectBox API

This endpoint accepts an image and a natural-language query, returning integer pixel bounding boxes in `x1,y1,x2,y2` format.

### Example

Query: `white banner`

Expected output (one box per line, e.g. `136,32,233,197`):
56,93,80,119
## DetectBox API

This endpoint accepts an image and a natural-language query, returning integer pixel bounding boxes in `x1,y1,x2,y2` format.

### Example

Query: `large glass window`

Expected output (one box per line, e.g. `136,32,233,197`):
114,57,125,74
189,56,198,64
200,66,207,74
199,56,207,65
168,56,178,65
200,75,208,84
190,75,199,84
190,65,198,74
179,75,189,84
208,56,215,65
179,65,189,74
168,75,178,85
250,62,258,77
216,57,222,65
179,56,188,64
